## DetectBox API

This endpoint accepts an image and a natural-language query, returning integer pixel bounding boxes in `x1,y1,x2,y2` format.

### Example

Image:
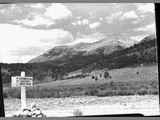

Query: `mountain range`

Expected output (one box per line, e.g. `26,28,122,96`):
0,34,157,84
29,37,134,63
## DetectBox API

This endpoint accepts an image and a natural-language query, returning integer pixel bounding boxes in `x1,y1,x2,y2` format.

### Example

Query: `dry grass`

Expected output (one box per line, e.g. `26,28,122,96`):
3,65,158,98
35,65,158,88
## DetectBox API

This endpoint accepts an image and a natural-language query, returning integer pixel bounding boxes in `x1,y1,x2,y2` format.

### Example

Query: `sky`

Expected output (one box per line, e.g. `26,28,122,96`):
0,3,156,63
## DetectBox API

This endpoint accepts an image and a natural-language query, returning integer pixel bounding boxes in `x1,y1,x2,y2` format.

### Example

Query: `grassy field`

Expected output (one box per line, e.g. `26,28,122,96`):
3,65,159,98
35,65,158,88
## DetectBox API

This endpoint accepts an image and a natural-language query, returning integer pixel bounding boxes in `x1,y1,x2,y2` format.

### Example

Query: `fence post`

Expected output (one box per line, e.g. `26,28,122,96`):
21,71,26,110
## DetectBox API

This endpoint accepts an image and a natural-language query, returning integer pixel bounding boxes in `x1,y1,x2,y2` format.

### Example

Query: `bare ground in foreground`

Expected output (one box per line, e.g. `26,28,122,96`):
4,95,159,117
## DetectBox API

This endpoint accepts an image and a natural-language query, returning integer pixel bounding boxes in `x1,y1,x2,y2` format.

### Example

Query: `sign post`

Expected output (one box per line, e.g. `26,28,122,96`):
21,72,26,110
11,71,33,110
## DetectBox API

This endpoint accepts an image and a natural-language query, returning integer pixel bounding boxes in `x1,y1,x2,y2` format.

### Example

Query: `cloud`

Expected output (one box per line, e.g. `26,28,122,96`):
0,3,72,28
40,30,74,45
0,23,73,63
29,3,45,9
0,4,46,22
89,22,101,29
135,23,155,34
69,32,105,45
130,35,147,42
82,19,89,25
72,18,89,26
11,46,45,56
44,3,72,20
15,15,55,27
72,22,77,26
77,20,82,25
105,11,122,24
137,3,154,13
99,17,104,21
76,16,82,19
120,11,138,20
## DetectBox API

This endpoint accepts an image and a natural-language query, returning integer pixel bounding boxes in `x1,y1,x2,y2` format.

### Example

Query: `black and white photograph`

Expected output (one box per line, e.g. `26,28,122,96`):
0,2,159,117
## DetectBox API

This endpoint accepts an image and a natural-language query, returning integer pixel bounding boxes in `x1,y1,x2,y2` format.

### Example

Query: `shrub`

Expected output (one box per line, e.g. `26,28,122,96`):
137,88,148,95
73,109,83,117
13,106,46,118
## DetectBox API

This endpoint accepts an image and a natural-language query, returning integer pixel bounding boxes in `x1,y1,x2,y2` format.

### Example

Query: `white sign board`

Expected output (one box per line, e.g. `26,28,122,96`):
11,76,33,87
11,72,33,110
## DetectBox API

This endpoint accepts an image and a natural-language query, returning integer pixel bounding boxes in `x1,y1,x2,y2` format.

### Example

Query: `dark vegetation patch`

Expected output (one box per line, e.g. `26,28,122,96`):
3,80,158,98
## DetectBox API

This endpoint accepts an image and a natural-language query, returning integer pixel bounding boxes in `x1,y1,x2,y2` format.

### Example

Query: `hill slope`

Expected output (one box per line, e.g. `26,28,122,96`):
1,34,157,84
29,38,126,63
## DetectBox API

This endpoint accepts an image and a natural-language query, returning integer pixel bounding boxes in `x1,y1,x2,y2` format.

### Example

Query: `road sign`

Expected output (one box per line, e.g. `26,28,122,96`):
11,76,33,87
11,71,33,110
18,76,33,87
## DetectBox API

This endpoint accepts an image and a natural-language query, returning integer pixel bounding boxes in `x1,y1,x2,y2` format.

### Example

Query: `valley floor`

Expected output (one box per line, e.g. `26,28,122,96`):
4,95,159,117
35,65,158,88
3,65,159,98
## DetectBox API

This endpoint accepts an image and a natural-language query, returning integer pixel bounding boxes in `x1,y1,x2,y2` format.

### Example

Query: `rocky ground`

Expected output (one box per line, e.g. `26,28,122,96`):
4,95,159,117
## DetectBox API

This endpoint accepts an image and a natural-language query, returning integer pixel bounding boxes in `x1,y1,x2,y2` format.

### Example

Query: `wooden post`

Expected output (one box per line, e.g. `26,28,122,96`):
0,66,5,117
11,71,33,111
21,71,26,110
